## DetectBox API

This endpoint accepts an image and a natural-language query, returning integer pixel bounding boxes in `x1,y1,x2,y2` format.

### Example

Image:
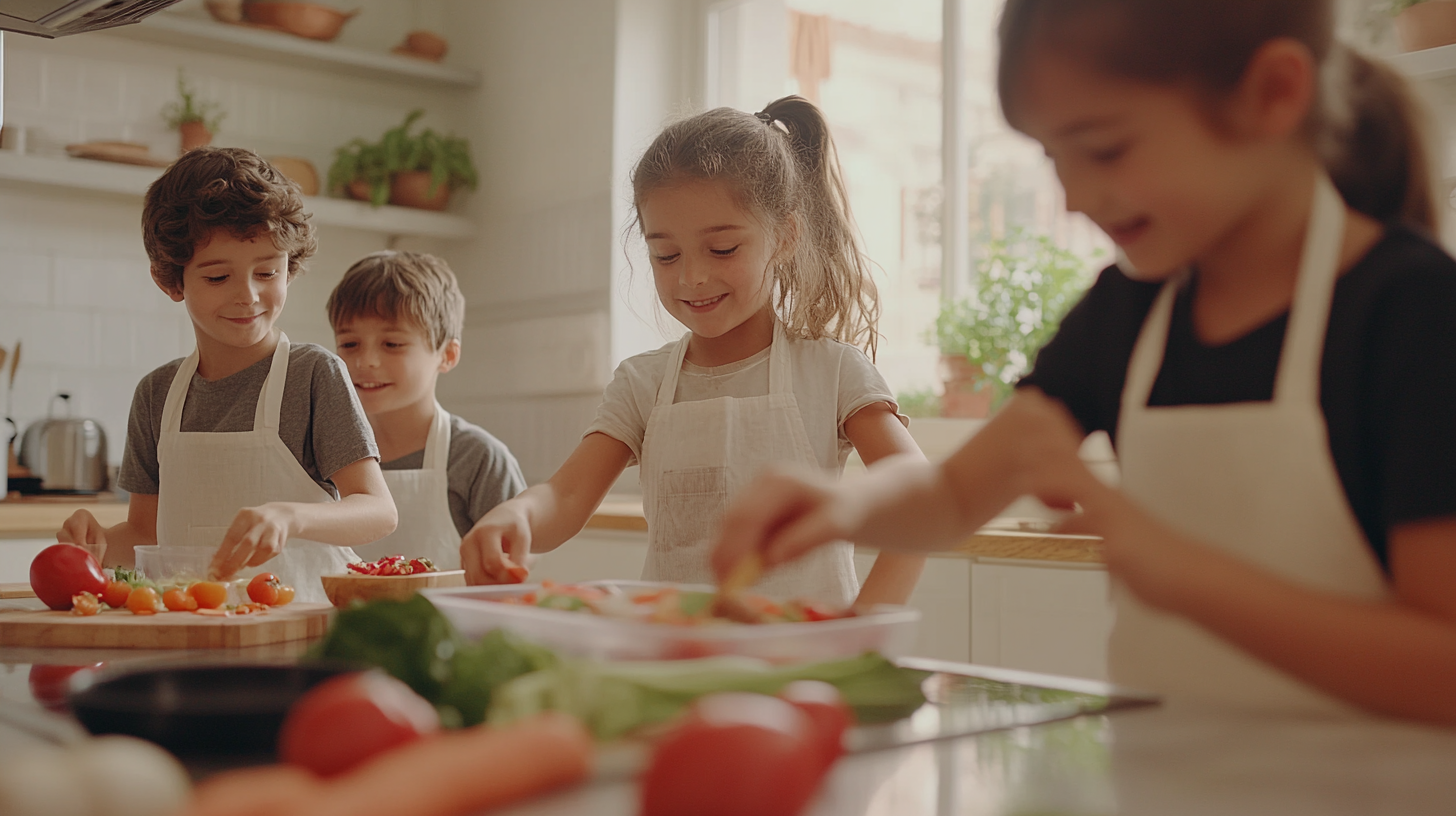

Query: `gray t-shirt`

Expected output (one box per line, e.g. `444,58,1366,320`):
119,342,378,498
379,413,527,537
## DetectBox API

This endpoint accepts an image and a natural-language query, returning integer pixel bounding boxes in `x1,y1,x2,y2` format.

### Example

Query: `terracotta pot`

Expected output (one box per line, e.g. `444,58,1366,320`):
392,29,448,61
242,1,358,42
939,354,993,419
266,156,319,196
345,179,376,203
179,121,213,153
1395,1,1456,52
388,170,451,210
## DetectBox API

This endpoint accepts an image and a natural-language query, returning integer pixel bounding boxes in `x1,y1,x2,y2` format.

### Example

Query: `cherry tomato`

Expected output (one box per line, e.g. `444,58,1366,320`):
640,693,825,816
274,585,296,606
162,587,199,612
28,663,104,712
70,591,101,616
126,586,161,615
29,544,108,611
100,579,132,609
278,671,440,777
778,681,852,771
248,573,282,605
187,581,228,610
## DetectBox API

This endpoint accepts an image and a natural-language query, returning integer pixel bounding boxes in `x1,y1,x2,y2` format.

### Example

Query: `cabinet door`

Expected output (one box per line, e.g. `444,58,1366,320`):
528,530,650,584
970,561,1112,680
0,538,56,584
854,552,971,664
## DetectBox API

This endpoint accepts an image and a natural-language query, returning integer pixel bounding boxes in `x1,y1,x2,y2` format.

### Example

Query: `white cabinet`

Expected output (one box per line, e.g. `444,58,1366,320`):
970,560,1113,681
854,551,971,664
0,537,54,584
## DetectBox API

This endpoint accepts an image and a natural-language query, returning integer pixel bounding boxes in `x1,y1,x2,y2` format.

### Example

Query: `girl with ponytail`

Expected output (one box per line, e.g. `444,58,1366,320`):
462,96,925,606
713,1,1456,723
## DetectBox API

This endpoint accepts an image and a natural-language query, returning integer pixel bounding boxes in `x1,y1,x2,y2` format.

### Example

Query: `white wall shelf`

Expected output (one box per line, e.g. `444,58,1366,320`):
0,150,477,240
1386,43,1456,81
103,13,480,88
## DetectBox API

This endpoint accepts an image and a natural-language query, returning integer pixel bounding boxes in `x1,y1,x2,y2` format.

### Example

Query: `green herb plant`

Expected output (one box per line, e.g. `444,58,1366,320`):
161,70,225,132
326,109,479,208
934,229,1095,408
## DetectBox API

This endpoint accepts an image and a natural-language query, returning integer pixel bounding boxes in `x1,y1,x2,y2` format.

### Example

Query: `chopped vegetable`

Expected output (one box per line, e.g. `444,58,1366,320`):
70,592,100,616
186,581,227,610
162,588,199,612
489,652,928,740
347,555,439,576
100,579,132,609
278,671,440,777
489,582,857,627
126,586,161,615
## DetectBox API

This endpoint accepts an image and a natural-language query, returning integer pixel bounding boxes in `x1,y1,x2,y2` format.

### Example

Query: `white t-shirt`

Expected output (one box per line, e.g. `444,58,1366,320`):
585,334,906,471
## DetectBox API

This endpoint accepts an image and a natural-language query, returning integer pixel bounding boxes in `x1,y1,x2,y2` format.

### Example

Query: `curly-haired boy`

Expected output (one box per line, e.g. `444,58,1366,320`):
58,148,397,602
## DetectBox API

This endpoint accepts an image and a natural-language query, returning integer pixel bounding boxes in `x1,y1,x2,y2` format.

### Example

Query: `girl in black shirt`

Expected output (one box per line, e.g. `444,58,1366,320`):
711,0,1456,725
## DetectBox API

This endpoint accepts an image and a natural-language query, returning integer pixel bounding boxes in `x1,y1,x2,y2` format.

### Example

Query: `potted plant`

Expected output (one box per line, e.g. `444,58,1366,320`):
1390,0,1456,51
933,230,1093,418
161,70,225,154
326,110,478,210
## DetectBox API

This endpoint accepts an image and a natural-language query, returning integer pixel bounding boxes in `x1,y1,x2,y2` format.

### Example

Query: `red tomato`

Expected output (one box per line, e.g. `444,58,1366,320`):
274,585,295,606
100,579,132,609
248,573,281,605
278,671,440,777
126,586,161,615
640,693,826,816
778,681,852,770
28,663,104,712
29,544,108,611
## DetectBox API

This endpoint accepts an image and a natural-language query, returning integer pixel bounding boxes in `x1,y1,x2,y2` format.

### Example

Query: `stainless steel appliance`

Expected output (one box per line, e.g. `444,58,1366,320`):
0,0,184,38
19,392,108,493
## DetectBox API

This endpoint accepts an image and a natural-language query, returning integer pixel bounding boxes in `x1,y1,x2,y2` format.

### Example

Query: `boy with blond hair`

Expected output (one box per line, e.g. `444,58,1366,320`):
328,251,525,568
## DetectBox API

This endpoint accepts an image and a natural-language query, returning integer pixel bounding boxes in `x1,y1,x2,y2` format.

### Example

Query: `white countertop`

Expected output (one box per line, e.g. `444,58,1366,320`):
491,705,1456,816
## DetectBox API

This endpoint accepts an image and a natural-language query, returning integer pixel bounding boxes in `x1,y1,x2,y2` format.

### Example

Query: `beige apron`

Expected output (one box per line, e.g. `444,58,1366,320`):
156,334,358,603
354,402,461,569
1111,174,1389,713
639,322,858,605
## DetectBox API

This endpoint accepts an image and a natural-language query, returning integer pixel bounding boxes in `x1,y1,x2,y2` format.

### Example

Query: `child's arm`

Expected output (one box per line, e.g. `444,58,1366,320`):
209,457,398,578
57,494,160,568
461,433,633,585
1064,485,1456,725
841,403,927,606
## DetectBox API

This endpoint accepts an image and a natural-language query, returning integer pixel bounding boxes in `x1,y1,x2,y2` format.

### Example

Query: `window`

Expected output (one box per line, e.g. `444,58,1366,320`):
705,0,1109,408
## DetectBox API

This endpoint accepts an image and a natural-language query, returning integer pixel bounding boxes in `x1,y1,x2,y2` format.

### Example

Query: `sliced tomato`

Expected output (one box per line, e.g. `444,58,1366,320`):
162,588,199,612
187,581,228,610
274,585,296,606
278,671,441,777
640,693,826,816
70,591,101,616
126,586,160,615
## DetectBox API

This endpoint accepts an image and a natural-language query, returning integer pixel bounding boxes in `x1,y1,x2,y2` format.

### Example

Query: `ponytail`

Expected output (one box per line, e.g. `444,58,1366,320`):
1322,50,1438,234
758,95,880,358
631,96,880,358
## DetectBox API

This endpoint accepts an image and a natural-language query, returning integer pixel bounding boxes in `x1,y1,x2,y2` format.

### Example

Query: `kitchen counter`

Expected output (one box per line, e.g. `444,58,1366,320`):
3,623,1453,815
0,496,1105,565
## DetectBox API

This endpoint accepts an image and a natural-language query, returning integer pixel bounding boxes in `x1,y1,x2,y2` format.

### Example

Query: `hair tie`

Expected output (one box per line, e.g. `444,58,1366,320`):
754,111,775,125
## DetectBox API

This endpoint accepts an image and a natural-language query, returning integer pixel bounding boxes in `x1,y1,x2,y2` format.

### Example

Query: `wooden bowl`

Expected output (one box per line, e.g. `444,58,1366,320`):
392,29,447,61
319,570,465,607
242,1,358,42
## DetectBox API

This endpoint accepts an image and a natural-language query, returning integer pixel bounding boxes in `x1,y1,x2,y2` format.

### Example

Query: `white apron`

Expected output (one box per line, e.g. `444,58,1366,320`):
354,402,460,569
156,334,358,603
1111,174,1389,713
639,322,858,605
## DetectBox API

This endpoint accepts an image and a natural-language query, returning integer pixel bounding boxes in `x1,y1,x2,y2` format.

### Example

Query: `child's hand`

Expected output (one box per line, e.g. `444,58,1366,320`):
210,503,295,580
710,465,858,579
461,504,534,585
57,509,108,563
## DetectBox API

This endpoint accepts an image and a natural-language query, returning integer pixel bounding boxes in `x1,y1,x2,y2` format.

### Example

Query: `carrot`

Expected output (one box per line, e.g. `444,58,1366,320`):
180,764,325,816
308,712,592,816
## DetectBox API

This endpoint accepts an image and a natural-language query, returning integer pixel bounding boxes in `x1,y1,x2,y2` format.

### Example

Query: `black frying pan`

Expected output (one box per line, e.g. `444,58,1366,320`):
68,663,359,757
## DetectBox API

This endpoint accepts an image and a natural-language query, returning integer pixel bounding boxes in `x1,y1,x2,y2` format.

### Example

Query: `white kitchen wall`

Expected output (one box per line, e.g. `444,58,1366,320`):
0,0,463,468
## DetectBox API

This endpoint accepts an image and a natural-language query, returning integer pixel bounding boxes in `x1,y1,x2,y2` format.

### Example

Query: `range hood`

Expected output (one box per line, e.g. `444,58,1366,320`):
0,0,184,38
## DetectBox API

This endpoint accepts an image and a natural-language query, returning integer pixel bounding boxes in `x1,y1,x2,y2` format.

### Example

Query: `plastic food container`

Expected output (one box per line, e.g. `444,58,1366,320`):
422,580,921,663
134,546,218,584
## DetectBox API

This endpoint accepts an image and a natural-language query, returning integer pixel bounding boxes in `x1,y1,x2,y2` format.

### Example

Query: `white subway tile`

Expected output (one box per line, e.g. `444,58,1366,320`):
0,253,53,306
79,62,127,121
95,313,135,369
133,316,185,369
3,53,45,115
40,57,84,113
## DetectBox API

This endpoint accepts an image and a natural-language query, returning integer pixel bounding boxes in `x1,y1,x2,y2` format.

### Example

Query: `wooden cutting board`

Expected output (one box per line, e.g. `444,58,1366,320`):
0,603,333,649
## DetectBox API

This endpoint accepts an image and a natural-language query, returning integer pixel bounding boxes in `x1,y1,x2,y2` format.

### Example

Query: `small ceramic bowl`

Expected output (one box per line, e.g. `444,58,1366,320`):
242,1,358,41
319,569,466,607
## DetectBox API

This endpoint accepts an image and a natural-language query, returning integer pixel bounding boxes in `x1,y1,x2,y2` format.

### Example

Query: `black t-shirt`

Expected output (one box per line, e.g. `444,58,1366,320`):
1020,224,1456,570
